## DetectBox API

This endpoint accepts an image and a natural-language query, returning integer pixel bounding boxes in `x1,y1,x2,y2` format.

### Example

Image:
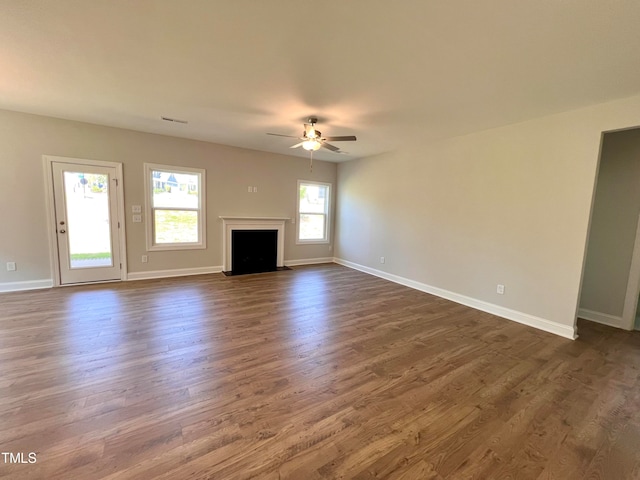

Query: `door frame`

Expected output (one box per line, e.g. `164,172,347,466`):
622,214,640,330
43,155,127,286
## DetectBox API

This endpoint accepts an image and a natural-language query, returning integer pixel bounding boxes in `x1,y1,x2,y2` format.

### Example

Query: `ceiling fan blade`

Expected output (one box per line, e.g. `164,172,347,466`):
290,142,304,149
267,133,299,138
321,142,340,152
323,135,357,142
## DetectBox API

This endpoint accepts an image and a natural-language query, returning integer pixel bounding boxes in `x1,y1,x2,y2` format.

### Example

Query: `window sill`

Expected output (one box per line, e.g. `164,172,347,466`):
296,239,330,245
147,243,206,252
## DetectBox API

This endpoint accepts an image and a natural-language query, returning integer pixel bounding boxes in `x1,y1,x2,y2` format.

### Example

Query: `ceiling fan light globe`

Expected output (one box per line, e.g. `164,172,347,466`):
302,140,321,151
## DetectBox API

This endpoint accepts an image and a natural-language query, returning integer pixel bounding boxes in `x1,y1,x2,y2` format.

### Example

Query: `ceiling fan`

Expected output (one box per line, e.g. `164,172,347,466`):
267,117,356,155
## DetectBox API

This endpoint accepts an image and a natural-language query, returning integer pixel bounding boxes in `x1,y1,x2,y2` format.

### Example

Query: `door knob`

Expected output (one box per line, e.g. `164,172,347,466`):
59,229,66,234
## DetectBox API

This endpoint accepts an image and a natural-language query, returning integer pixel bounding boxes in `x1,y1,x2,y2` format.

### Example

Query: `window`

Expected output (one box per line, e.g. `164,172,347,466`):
297,180,330,243
144,163,206,250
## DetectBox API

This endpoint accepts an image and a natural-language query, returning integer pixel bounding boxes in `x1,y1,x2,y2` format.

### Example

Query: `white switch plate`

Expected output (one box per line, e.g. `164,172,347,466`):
133,214,142,223
6,262,16,271
248,186,252,192
253,186,258,193
497,284,505,294
141,255,148,263
380,256,385,264
132,205,141,213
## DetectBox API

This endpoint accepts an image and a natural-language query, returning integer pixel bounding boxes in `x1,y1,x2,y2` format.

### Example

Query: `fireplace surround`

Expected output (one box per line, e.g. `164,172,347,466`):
220,217,289,274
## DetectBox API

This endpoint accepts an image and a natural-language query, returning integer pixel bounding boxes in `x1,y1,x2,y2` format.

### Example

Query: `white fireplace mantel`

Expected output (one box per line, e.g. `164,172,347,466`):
220,216,290,272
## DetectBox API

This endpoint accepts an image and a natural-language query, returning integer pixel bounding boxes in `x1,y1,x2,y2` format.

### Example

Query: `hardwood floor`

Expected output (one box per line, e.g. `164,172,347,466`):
1,263,639,479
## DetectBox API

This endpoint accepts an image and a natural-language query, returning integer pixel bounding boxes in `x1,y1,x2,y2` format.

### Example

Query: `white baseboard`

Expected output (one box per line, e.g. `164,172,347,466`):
127,259,335,281
333,258,577,340
577,308,623,329
127,266,223,281
284,257,334,267
0,279,53,293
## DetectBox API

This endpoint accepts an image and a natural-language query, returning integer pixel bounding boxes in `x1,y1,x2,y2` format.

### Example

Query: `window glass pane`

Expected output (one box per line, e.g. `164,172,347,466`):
299,184,327,214
299,214,325,240
154,210,198,244
152,171,199,209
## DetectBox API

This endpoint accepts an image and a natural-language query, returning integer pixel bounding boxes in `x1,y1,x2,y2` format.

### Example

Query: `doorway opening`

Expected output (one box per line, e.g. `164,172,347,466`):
578,127,640,331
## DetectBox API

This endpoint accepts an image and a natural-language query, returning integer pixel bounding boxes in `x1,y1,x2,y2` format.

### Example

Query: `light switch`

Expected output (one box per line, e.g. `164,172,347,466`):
133,214,142,223
132,205,141,213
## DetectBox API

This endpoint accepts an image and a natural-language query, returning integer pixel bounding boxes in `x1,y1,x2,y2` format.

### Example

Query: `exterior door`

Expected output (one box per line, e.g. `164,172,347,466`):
51,161,122,284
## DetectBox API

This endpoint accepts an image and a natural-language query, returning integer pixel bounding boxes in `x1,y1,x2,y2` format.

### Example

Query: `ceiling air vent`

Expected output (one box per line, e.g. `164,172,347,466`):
160,116,188,124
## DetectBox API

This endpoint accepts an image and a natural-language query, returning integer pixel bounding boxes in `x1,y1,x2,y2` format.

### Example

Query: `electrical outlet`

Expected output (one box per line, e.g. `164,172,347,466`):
132,214,142,223
6,262,16,271
131,205,141,213
497,284,505,295
141,255,148,263
380,256,385,264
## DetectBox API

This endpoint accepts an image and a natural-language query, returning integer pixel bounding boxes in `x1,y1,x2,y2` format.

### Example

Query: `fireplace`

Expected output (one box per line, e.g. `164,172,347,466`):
231,229,277,274
220,217,289,274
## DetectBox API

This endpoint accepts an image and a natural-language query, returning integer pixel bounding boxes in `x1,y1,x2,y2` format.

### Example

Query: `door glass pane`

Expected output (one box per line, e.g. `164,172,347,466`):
152,171,199,209
63,172,113,269
299,214,326,240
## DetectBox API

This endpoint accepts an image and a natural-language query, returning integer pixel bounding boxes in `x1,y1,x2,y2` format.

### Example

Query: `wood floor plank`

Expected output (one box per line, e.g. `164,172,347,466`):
1,264,639,479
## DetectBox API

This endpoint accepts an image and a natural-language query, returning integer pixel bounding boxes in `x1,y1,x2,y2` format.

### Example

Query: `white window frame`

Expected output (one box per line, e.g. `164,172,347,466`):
297,180,331,244
144,163,206,251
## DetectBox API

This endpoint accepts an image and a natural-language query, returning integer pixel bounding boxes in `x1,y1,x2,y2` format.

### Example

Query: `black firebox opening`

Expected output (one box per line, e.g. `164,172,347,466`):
231,229,278,275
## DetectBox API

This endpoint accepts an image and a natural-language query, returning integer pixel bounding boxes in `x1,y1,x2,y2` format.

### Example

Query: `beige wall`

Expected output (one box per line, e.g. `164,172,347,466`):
580,128,640,317
0,109,336,285
5,90,640,335
336,94,640,331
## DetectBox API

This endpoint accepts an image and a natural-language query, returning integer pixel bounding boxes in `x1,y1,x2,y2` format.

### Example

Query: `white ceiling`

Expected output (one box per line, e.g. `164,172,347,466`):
2,0,640,162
